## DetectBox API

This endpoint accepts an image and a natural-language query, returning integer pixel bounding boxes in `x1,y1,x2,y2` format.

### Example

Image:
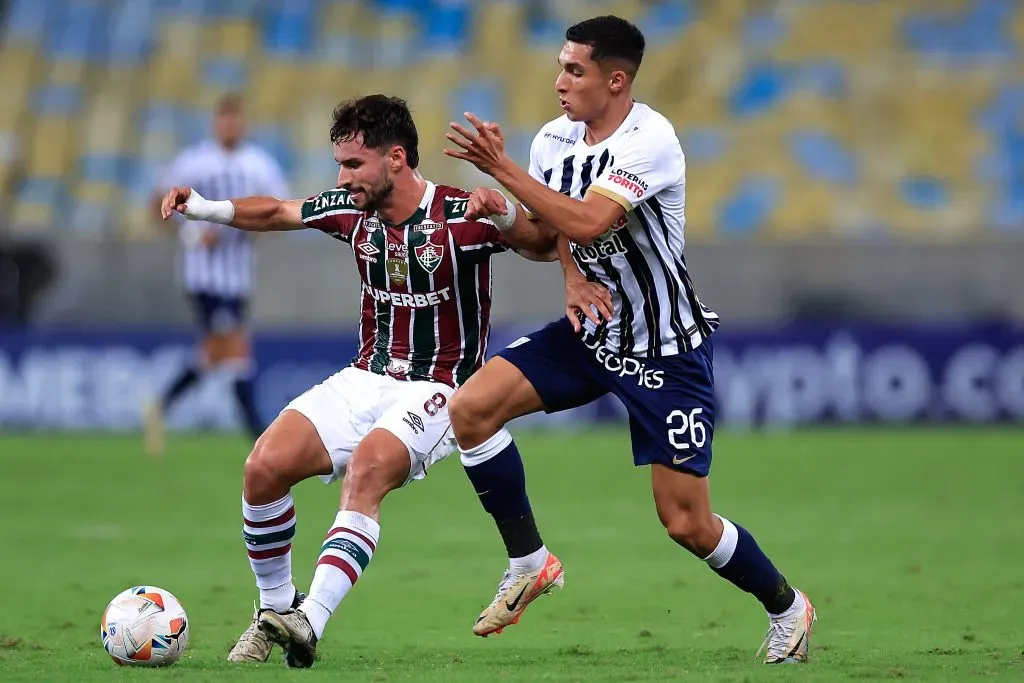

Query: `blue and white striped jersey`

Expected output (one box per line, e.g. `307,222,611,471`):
159,140,288,297
526,102,718,357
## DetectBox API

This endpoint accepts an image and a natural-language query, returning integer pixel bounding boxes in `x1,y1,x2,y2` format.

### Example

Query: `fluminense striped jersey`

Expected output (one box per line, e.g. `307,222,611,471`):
527,102,719,357
301,181,507,387
160,140,288,297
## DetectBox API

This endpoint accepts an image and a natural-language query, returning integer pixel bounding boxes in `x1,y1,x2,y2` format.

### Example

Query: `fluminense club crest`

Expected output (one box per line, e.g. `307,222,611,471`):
414,240,444,274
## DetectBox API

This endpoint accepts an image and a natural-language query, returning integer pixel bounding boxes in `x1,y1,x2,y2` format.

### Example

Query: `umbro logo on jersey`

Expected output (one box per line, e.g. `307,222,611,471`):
357,241,380,263
403,411,425,434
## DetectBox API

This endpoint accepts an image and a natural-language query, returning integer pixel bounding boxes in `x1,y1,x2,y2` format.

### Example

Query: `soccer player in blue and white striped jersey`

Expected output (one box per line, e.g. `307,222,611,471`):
146,95,288,453
445,16,816,664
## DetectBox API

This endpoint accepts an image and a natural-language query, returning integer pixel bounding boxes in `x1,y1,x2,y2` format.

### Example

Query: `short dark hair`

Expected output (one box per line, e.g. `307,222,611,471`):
565,15,645,76
330,95,419,169
215,93,243,114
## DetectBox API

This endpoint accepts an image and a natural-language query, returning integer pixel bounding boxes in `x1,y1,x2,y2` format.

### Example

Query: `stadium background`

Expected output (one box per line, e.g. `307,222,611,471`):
0,1,1022,681
1,0,1023,430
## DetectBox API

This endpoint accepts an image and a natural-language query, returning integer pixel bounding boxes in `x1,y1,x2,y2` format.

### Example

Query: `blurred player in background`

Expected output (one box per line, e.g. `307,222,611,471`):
445,16,816,664
160,95,557,668
145,94,288,454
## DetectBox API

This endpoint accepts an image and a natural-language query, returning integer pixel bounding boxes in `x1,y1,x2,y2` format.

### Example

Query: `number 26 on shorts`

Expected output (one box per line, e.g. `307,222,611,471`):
666,407,707,451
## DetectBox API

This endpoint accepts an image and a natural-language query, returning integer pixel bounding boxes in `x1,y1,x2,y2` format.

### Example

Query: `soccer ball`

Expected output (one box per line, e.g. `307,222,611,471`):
100,586,189,666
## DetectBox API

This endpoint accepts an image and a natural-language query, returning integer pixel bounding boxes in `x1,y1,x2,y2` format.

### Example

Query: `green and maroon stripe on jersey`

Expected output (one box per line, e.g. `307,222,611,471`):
362,220,392,376
434,187,506,385
379,203,427,378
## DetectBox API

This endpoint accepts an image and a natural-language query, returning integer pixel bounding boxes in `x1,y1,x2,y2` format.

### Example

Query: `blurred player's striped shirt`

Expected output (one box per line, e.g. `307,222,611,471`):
158,140,288,297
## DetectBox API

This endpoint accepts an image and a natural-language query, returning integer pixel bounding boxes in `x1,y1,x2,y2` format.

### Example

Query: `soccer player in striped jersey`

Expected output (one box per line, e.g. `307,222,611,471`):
146,95,288,453
160,95,556,668
444,16,816,663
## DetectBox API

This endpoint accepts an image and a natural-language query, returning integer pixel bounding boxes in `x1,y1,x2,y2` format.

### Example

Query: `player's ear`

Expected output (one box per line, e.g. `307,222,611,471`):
389,146,405,172
608,69,627,95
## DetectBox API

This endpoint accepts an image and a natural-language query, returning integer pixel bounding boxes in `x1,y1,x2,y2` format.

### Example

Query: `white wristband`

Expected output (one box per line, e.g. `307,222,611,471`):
490,193,517,232
183,189,235,224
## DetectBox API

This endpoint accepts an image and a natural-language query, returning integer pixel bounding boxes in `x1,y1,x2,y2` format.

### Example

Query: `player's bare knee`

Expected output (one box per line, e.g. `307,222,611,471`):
243,449,277,503
243,439,295,503
664,510,718,556
345,448,407,502
447,390,472,432
449,390,497,447
345,452,380,488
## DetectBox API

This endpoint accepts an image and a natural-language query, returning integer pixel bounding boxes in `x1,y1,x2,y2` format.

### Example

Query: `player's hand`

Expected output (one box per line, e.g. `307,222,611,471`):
445,113,508,177
160,186,194,220
565,273,613,333
465,188,509,221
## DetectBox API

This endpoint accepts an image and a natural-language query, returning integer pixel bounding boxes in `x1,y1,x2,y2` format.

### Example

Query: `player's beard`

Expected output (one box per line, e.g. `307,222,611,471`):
352,169,394,212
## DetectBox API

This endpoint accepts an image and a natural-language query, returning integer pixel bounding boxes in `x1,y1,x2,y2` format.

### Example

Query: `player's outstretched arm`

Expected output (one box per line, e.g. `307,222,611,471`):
160,186,306,232
446,114,624,246
465,187,557,261
505,219,559,262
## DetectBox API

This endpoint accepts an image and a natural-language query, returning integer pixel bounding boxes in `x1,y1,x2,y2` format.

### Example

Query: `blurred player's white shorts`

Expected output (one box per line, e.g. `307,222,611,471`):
283,366,456,487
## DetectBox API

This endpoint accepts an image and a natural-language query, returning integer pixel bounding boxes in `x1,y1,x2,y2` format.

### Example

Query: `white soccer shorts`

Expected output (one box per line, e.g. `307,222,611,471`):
283,366,456,486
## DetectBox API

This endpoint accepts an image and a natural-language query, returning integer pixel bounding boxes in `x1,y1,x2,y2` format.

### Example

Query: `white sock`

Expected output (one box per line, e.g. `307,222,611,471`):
459,428,513,467
242,493,297,612
702,514,738,569
509,545,549,574
299,510,380,639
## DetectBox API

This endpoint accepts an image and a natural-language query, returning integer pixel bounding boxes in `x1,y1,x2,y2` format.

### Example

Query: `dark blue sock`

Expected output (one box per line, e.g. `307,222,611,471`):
708,519,796,614
161,366,200,409
232,377,264,439
463,437,544,557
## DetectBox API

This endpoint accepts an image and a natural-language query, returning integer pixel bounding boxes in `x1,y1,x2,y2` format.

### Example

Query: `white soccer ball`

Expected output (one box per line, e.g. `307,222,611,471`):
100,586,190,667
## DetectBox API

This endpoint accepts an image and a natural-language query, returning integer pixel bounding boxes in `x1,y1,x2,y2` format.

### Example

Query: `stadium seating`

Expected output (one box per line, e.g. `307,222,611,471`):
0,0,1021,240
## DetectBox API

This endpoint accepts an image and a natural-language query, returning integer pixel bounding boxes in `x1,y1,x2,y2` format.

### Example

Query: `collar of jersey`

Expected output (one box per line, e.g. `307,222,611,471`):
576,100,643,149
372,180,435,228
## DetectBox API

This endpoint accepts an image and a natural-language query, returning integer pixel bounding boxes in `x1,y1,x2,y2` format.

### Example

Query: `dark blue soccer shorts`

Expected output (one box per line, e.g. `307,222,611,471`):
497,318,716,476
188,293,249,335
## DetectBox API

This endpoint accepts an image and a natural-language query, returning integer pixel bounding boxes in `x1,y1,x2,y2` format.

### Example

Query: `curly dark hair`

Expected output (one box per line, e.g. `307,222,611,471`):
330,95,420,169
566,16,646,76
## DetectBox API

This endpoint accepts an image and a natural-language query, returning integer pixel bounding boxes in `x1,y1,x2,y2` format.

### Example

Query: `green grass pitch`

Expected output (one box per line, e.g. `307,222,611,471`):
0,427,1022,681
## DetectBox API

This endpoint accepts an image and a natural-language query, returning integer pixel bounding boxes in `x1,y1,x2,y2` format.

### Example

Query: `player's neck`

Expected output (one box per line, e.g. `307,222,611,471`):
377,172,428,226
583,98,635,146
